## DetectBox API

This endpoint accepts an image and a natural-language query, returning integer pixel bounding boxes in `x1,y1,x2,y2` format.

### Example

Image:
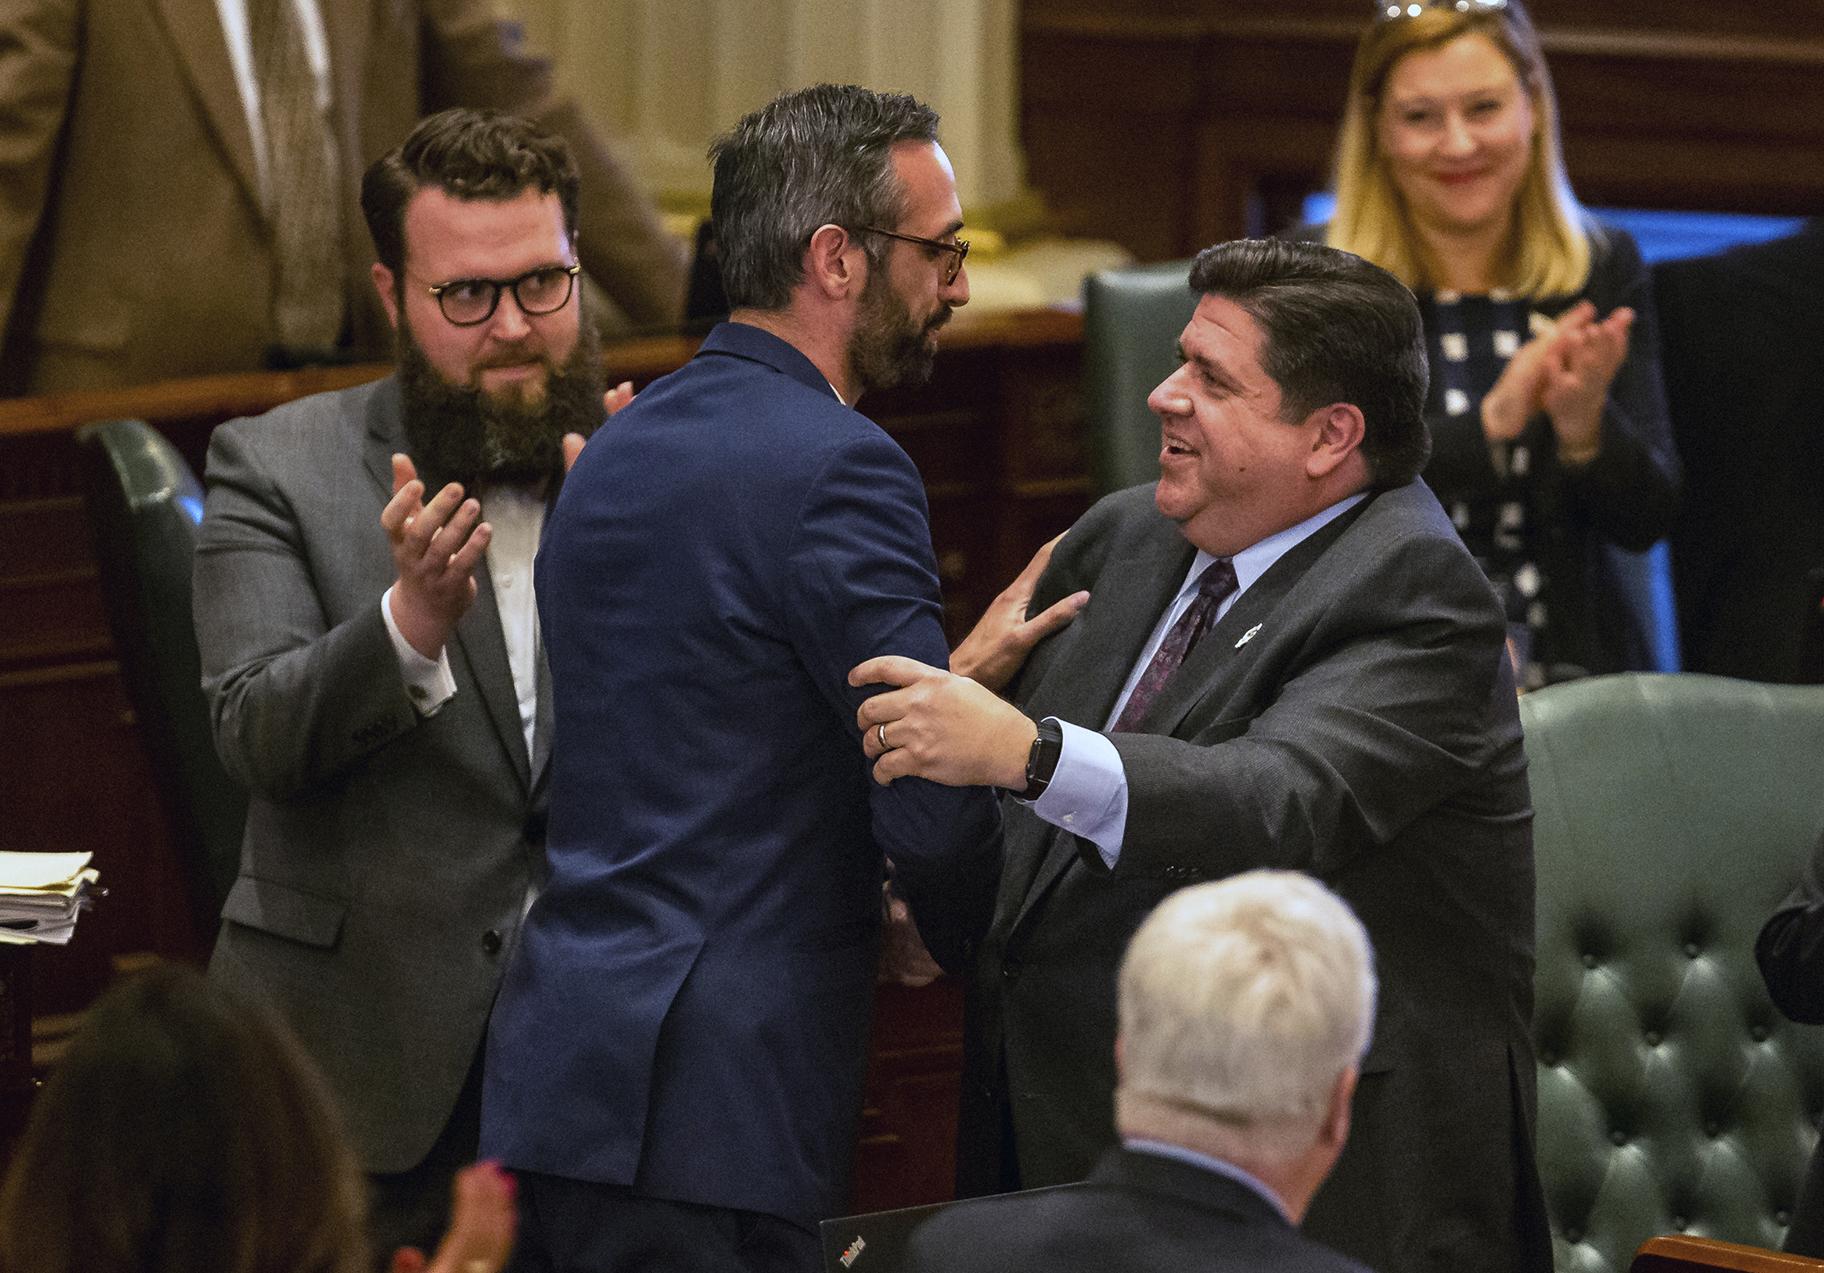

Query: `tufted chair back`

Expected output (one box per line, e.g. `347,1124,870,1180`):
76,419,246,941
1521,673,1824,1273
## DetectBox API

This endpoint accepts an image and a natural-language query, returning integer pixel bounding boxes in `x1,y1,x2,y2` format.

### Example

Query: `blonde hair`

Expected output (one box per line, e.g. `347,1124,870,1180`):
1326,0,1590,296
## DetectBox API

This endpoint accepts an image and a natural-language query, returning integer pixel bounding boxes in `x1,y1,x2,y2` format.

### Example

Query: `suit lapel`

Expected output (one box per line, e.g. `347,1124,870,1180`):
362,380,532,793
527,472,567,793
1007,495,1376,938
1002,527,1194,934
150,0,262,213
1029,530,1196,730
530,643,553,789
458,561,534,793
1135,495,1370,739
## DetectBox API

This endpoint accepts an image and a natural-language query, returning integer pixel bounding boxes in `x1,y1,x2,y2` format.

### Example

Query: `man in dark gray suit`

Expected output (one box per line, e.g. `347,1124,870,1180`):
905,869,1376,1273
193,109,610,1259
853,239,1550,1273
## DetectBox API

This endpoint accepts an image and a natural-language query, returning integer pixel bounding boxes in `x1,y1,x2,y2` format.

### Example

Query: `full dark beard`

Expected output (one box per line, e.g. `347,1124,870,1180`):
397,317,606,491
849,267,950,396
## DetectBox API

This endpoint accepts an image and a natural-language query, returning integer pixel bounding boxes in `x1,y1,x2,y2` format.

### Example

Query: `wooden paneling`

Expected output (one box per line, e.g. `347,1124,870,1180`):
1021,0,1824,257
850,980,967,1210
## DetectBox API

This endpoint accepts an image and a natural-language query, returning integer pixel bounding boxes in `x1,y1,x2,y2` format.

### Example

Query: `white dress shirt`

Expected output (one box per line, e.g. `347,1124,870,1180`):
1122,1137,1293,1223
1026,492,1368,865
381,484,547,763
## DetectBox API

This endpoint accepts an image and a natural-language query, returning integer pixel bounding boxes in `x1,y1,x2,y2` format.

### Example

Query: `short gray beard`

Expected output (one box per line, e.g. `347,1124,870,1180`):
848,266,949,396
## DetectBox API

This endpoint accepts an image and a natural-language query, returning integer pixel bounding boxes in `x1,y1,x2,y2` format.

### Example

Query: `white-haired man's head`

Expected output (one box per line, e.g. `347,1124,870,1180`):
1115,870,1376,1216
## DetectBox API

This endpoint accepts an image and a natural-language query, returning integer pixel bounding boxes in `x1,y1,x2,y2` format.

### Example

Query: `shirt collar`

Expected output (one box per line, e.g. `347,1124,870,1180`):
1121,1137,1293,1223
1177,490,1369,603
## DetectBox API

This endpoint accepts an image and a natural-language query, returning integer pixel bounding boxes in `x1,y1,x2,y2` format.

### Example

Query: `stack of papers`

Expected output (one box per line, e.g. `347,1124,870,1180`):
0,851,99,946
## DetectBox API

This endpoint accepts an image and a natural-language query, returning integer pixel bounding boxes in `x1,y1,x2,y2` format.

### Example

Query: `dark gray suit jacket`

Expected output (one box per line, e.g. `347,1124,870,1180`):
958,481,1552,1273
194,376,548,1174
907,1147,1369,1273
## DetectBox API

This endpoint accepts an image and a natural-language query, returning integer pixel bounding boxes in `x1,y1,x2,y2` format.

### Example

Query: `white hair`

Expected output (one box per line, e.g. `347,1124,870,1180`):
1116,871,1377,1157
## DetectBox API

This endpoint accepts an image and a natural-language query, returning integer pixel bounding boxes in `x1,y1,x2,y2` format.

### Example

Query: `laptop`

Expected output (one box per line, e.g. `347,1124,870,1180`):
819,1183,1088,1272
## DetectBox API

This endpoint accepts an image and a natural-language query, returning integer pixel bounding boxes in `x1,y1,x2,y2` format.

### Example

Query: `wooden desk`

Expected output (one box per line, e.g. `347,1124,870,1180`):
0,307,1089,1204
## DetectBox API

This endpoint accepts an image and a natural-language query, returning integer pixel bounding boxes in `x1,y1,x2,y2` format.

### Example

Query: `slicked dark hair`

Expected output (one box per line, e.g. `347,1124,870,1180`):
362,107,580,275
1190,238,1431,488
708,84,940,310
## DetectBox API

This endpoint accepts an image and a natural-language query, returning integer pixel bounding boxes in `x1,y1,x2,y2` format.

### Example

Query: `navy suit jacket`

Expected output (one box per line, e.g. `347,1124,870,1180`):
906,1147,1371,1273
480,322,1000,1225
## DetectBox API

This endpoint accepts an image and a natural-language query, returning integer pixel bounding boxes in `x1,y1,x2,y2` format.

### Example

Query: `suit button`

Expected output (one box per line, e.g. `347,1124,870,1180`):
481,929,503,956
1001,959,1022,982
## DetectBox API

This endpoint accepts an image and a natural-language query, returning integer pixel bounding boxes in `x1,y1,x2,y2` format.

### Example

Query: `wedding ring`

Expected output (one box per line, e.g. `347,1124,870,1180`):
877,723,890,750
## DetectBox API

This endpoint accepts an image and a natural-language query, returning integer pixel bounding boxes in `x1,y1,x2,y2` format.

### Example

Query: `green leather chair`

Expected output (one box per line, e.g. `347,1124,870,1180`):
1082,259,1195,496
1522,673,1824,1273
76,419,244,940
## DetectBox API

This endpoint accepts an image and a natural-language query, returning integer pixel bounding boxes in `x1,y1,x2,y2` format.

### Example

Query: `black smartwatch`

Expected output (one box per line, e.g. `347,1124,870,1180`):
1018,716,1064,801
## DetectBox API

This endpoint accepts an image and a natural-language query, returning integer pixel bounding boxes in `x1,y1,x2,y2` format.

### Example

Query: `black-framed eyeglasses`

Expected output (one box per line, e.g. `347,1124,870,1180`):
854,226,970,286
1376,0,1506,20
424,263,581,326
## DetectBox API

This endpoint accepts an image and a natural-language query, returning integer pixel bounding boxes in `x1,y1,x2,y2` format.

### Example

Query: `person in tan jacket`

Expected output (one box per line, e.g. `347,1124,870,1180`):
0,0,686,395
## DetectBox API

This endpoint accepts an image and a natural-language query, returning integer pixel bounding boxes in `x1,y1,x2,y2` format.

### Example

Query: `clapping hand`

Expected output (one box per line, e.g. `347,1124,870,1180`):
1539,302,1632,462
390,1160,517,1273
1479,301,1632,461
383,455,490,660
558,379,637,473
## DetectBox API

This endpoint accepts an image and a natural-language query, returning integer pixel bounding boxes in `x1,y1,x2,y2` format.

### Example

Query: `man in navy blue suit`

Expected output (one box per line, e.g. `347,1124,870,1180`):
480,84,1056,1272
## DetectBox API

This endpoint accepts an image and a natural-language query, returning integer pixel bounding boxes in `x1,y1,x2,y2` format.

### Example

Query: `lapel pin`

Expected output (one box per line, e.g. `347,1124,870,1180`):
1235,624,1261,649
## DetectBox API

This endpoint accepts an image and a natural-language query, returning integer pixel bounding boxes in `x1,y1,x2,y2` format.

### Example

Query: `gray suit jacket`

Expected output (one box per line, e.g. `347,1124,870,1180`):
194,376,547,1173
958,481,1553,1273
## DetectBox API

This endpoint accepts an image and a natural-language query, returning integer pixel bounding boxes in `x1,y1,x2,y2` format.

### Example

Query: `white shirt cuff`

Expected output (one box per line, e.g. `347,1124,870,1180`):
1025,719,1129,868
381,586,456,716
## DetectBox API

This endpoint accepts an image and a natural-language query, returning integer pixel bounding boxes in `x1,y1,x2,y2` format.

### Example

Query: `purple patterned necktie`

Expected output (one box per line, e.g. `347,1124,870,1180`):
1112,558,1238,733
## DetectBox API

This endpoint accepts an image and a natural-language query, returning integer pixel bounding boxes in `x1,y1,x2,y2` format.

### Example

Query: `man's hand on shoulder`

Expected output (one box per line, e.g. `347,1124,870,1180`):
382,453,490,660
948,533,1089,692
850,656,1037,790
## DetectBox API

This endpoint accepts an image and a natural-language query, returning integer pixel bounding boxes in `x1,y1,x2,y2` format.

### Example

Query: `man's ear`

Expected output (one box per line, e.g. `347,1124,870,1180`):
803,223,863,301
1319,1064,1358,1152
1305,402,1367,479
372,262,400,330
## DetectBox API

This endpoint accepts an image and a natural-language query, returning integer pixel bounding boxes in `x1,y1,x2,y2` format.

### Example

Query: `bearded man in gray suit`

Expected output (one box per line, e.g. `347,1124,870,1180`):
194,109,610,1259
853,239,1550,1273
